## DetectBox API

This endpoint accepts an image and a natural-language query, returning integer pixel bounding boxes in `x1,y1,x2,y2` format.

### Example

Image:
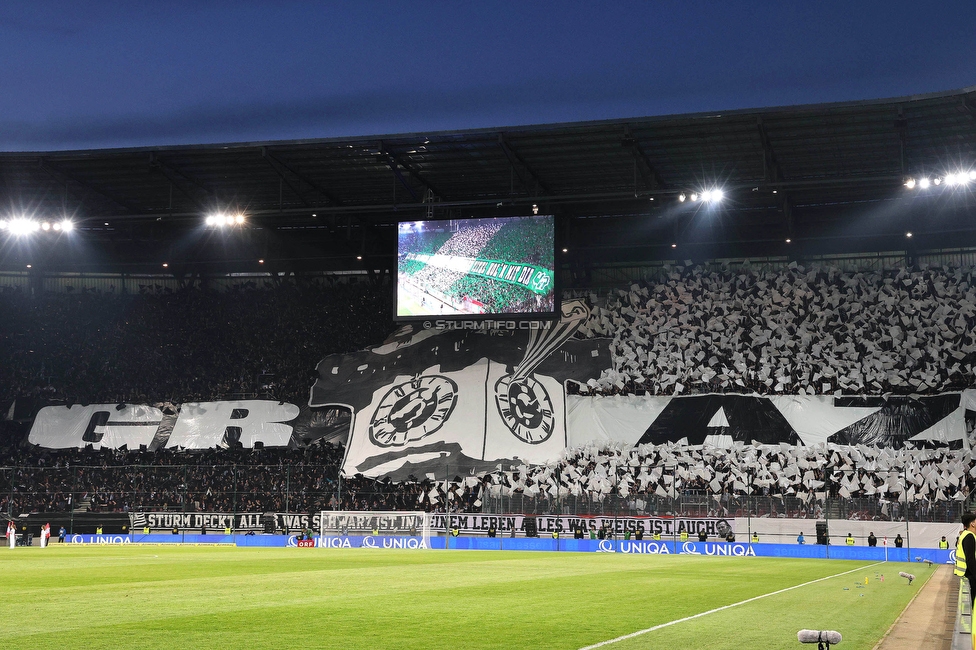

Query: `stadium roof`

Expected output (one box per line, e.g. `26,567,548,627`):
2,86,976,275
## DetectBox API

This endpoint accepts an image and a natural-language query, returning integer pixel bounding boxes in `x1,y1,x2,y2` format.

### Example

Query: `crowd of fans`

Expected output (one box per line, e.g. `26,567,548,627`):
0,434,485,517
3,260,976,523
576,262,976,396
1,426,968,522
483,440,972,522
0,279,391,406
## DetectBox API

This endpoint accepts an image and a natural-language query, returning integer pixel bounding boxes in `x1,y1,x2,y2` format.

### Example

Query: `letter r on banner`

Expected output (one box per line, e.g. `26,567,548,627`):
167,401,300,448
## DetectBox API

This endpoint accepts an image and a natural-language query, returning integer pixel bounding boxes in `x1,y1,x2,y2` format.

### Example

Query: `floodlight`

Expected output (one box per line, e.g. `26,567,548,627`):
60,220,74,232
205,215,217,226
906,231,913,238
234,214,245,224
0,220,6,230
224,215,235,226
678,193,686,202
970,171,976,181
532,204,539,215
10,218,38,236
918,178,931,189
690,193,699,201
41,222,51,231
785,238,792,243
947,171,972,186
934,177,942,186
702,189,724,202
904,178,916,189
52,222,61,231
671,243,677,248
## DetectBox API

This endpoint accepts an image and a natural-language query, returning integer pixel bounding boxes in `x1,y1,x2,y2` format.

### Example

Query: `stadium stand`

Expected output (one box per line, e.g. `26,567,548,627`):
575,262,976,397
0,280,390,405
2,261,975,524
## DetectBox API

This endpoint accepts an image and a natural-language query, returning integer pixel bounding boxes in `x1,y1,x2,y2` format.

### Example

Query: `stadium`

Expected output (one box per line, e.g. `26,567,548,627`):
3,8,976,648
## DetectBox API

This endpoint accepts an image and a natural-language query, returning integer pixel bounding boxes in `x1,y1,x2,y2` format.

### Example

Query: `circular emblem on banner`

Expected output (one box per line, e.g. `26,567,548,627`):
494,375,555,444
368,375,458,447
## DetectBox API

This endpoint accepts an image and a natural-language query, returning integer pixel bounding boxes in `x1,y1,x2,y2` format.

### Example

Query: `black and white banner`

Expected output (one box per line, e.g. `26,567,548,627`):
128,511,732,537
129,511,314,532
309,299,611,478
434,514,733,537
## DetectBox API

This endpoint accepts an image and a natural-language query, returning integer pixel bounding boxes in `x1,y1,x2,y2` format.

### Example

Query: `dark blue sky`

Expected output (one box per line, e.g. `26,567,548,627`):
1,1,974,151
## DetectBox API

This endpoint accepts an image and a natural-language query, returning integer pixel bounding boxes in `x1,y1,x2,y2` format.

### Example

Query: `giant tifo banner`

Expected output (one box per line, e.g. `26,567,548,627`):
23,295,976,476
310,299,611,477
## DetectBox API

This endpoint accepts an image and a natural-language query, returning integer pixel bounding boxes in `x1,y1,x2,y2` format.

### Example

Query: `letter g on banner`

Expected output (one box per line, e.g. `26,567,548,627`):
598,540,615,553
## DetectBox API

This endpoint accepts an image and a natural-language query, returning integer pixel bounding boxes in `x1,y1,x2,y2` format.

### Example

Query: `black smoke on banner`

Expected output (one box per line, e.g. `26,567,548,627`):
637,395,800,446
353,442,511,482
828,394,960,448
290,406,352,447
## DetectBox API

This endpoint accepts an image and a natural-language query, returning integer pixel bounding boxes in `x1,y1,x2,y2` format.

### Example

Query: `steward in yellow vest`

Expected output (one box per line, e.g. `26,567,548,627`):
845,533,855,545
939,536,949,549
679,531,688,542
652,532,662,541
751,532,759,543
956,530,973,577
954,512,976,603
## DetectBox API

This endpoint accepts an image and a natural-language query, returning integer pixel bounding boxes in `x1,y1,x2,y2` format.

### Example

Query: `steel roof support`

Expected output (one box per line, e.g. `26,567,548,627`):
261,148,343,206
497,133,551,196
622,127,667,192
379,141,445,202
148,153,213,212
38,158,136,214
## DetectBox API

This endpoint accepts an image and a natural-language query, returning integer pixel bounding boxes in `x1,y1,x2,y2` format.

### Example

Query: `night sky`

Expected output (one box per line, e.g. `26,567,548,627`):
1,1,974,151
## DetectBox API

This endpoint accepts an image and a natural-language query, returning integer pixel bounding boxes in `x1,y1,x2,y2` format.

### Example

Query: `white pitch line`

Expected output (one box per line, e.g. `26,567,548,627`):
579,561,885,650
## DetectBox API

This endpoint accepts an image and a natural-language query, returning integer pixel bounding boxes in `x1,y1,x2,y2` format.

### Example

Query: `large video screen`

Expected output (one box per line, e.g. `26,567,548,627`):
396,215,556,319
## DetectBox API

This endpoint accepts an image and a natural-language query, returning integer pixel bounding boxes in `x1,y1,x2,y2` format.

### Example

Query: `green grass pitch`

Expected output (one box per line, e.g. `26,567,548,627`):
0,545,934,649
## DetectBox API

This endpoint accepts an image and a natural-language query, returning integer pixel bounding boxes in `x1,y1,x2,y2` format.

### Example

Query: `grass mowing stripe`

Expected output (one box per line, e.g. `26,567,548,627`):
578,561,885,650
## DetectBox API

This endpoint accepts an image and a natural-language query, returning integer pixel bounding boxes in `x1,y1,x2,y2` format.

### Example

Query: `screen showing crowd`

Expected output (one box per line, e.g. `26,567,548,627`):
396,216,556,319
